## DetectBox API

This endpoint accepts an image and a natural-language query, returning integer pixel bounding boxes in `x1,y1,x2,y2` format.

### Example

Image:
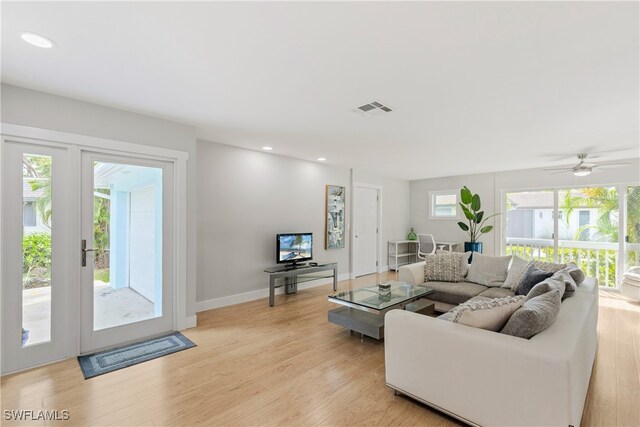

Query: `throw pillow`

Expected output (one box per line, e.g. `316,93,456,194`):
515,265,554,296
561,262,585,286
531,260,567,275
551,270,576,299
465,253,512,287
450,296,525,331
502,256,532,290
424,253,461,283
526,276,566,301
436,250,472,277
501,288,562,339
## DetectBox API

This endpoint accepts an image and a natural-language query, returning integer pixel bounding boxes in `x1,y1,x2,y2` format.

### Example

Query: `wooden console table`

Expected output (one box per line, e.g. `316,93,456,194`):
264,263,338,306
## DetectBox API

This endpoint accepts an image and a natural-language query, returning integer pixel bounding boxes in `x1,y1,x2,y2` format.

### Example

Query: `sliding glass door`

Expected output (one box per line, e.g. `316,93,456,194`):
504,185,638,288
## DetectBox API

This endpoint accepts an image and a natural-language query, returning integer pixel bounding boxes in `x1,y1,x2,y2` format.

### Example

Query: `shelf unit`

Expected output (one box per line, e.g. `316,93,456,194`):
388,240,419,271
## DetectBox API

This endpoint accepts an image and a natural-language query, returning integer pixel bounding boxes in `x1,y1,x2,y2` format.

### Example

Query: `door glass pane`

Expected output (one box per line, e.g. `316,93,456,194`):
626,186,640,271
22,154,52,347
93,162,163,330
559,187,619,287
505,190,555,261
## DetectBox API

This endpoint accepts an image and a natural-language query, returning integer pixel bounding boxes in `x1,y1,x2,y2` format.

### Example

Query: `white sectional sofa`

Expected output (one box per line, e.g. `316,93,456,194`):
385,264,598,427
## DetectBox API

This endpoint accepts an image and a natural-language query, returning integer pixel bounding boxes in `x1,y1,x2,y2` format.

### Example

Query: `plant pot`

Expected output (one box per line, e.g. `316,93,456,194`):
22,329,29,346
464,242,483,262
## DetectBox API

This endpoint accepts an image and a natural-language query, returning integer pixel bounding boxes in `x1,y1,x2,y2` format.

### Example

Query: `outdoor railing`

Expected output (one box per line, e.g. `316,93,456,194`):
505,238,639,288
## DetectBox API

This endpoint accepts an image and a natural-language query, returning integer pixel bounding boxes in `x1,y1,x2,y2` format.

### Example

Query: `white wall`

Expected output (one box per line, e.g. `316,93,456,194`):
1,84,199,316
351,169,411,270
410,158,640,256
196,141,351,304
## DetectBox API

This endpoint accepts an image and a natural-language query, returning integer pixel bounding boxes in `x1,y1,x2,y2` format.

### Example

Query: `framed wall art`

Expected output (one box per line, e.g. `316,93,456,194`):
326,185,345,249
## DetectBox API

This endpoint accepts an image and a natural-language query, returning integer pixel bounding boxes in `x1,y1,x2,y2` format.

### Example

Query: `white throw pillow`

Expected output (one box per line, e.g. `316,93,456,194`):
466,253,512,287
502,255,531,290
452,296,525,331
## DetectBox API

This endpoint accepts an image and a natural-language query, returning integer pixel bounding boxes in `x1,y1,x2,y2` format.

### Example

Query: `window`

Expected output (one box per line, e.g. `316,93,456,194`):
23,201,36,227
429,191,458,219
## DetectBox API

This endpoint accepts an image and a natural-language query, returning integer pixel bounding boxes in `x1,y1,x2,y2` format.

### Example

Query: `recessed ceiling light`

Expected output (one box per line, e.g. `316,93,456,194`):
21,32,55,48
262,146,273,151
317,157,326,162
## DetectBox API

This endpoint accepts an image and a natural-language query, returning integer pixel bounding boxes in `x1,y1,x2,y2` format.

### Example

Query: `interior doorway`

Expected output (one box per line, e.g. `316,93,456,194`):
352,183,381,277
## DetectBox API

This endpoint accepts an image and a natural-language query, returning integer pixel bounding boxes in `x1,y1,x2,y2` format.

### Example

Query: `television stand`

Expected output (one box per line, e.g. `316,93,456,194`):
263,263,338,306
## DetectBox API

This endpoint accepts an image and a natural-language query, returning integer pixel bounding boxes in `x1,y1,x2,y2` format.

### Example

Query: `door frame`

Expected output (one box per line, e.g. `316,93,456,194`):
1,123,190,373
350,182,382,279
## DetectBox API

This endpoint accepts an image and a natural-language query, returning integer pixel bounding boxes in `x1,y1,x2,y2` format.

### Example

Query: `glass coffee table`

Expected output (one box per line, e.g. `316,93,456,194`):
327,281,434,340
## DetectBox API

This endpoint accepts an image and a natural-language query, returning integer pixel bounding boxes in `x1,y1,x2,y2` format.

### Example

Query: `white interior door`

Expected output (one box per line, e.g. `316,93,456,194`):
80,151,174,353
1,141,73,374
353,186,379,277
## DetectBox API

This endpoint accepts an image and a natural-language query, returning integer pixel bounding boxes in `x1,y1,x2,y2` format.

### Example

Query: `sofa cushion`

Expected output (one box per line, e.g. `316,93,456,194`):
465,253,512,287
526,276,566,301
478,287,515,299
501,288,562,339
424,253,462,282
515,265,554,296
450,296,526,331
502,256,531,290
420,281,487,305
558,262,585,286
436,250,472,277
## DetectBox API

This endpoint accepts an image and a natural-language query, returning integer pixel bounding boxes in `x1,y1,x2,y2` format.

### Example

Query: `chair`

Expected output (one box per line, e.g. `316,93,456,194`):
621,266,640,301
417,234,436,259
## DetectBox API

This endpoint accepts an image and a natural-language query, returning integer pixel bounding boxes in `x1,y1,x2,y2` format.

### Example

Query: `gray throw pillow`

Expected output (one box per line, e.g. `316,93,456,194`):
515,265,554,296
561,262,585,285
502,256,531,290
501,288,562,339
436,250,472,277
424,253,462,282
551,270,576,299
526,276,566,301
465,253,512,287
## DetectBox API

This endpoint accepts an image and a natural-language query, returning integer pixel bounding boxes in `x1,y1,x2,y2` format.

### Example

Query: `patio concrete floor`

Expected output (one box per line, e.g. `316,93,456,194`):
22,282,155,346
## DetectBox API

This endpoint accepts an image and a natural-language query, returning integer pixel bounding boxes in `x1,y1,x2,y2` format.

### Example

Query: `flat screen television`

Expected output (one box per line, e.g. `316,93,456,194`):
276,233,313,266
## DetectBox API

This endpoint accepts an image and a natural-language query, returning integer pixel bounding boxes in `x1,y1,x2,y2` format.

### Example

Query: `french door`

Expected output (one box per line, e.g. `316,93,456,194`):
1,140,177,373
1,141,73,373
80,151,174,353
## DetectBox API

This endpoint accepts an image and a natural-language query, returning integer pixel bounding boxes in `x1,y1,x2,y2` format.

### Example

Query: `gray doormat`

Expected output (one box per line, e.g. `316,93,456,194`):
77,332,196,379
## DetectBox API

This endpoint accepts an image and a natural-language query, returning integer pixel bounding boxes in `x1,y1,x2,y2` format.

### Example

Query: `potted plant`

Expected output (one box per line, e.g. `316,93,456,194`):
457,186,500,258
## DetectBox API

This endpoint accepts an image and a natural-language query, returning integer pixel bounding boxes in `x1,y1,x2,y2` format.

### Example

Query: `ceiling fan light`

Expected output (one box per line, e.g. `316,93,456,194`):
573,168,591,177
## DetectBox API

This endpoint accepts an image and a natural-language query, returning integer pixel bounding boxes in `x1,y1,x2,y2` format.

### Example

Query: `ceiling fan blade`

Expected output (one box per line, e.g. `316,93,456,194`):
594,162,631,169
549,170,572,175
542,167,573,171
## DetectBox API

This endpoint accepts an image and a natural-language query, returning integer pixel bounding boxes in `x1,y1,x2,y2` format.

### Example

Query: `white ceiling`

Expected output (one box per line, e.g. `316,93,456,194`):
2,1,638,180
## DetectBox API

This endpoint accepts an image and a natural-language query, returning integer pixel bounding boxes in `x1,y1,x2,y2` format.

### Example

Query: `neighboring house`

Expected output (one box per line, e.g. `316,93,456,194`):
22,178,49,235
507,192,600,241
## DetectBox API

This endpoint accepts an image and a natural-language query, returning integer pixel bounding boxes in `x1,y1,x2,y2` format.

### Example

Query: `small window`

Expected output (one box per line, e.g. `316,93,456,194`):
429,191,458,219
23,201,36,227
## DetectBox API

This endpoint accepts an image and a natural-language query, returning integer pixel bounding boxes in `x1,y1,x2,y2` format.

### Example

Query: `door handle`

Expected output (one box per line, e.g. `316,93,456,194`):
81,239,97,267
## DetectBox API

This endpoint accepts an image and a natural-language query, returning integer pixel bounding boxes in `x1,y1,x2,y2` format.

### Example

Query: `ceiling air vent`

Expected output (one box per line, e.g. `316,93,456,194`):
353,100,393,117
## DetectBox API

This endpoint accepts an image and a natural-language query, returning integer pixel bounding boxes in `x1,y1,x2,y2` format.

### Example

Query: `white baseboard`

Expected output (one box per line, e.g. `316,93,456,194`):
185,315,197,329
196,273,350,313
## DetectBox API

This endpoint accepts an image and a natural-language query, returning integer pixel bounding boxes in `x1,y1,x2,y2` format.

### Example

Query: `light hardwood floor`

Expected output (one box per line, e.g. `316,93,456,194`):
1,272,639,426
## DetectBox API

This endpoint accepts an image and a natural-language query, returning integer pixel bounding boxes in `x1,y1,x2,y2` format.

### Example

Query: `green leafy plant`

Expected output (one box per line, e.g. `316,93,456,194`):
457,186,500,243
23,232,51,276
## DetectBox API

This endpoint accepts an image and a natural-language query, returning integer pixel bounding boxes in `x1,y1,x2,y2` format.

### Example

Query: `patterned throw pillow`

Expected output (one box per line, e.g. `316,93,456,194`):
450,296,526,331
531,260,567,274
424,253,462,283
436,250,472,277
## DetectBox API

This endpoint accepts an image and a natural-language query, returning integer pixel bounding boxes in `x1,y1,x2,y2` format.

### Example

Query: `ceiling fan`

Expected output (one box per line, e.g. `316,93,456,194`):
543,154,630,177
